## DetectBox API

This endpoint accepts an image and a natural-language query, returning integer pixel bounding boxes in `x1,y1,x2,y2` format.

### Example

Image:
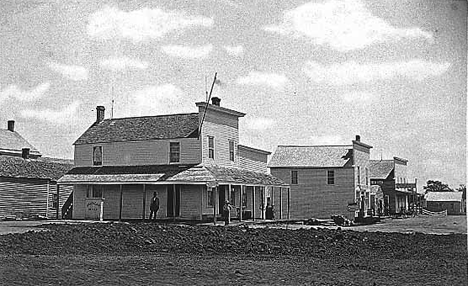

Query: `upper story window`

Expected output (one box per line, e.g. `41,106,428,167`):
327,170,335,185
208,136,215,159
93,146,102,166
291,170,298,184
357,166,361,184
169,142,180,163
229,140,235,161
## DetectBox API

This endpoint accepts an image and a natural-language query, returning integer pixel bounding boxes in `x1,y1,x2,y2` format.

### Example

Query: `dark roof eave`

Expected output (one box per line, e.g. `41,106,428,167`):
73,133,198,145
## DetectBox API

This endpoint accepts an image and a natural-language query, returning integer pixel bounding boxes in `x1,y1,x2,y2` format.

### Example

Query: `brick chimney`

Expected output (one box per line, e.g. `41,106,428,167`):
22,148,30,159
355,135,361,142
96,106,105,123
211,97,221,106
7,120,14,132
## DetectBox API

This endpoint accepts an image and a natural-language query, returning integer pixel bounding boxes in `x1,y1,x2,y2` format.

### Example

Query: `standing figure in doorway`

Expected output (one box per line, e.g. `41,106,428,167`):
149,192,159,221
223,200,232,225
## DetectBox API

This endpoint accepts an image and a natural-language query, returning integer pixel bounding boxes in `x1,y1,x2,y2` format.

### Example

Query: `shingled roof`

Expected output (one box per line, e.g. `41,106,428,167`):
369,160,394,180
425,192,463,202
268,145,353,168
59,164,287,186
74,113,199,145
0,129,41,157
0,156,73,181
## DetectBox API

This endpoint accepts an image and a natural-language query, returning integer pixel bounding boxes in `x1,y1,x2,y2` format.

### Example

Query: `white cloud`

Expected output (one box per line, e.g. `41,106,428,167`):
126,84,192,116
309,135,346,145
223,45,244,57
244,117,275,131
236,71,289,90
342,91,376,103
264,0,433,51
0,82,50,103
20,101,80,124
88,6,213,42
100,56,149,71
161,44,213,59
48,62,88,81
303,60,451,85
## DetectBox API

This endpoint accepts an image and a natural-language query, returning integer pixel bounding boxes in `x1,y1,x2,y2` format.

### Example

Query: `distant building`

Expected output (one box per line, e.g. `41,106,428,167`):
424,192,465,215
59,98,289,221
369,157,416,215
0,120,73,219
268,136,372,220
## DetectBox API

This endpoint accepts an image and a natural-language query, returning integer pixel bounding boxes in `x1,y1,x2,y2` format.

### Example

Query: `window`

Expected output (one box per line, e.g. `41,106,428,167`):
208,136,215,159
86,185,103,198
242,189,247,208
365,168,369,185
358,166,361,185
93,146,102,166
229,140,235,161
169,142,180,163
207,188,213,207
327,170,335,185
291,170,298,184
52,193,58,209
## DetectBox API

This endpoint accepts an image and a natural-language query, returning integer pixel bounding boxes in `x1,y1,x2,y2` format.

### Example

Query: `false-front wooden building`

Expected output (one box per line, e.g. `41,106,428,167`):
268,136,373,220
369,157,417,215
58,98,289,221
0,120,73,219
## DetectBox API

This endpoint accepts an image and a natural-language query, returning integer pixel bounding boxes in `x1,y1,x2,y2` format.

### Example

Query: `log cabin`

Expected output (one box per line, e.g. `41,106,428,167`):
58,97,289,221
268,136,373,220
0,120,73,219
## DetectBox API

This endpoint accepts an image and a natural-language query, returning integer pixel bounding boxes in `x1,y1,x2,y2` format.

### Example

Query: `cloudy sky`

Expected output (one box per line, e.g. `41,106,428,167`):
0,0,466,190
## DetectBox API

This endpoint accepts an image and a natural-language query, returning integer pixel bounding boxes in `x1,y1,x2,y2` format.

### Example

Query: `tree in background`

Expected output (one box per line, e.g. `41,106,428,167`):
423,180,452,194
456,184,466,200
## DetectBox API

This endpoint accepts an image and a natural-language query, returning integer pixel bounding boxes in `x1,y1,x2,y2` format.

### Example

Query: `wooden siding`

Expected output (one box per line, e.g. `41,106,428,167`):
199,108,239,168
179,185,203,219
74,138,201,167
46,183,73,219
270,168,354,219
353,143,371,191
0,177,71,218
238,147,268,173
426,201,465,215
394,161,408,184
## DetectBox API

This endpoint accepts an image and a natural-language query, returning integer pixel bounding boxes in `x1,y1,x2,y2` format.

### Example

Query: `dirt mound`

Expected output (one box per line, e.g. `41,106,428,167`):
0,222,465,260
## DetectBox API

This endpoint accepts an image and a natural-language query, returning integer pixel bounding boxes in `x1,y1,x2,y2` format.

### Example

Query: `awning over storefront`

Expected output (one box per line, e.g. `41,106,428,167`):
58,164,287,187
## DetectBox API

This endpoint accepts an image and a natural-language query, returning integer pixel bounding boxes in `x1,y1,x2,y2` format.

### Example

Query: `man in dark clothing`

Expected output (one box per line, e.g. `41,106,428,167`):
149,192,159,221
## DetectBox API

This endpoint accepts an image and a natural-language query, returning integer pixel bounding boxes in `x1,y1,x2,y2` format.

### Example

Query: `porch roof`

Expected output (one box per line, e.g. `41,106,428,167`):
58,164,287,187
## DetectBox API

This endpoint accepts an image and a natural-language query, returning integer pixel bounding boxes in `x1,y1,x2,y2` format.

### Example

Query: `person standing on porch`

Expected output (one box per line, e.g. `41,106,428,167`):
149,192,159,221
223,200,232,225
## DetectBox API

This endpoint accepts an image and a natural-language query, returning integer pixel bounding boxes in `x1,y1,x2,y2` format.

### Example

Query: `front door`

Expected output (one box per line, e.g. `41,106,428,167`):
167,185,181,217
218,186,226,215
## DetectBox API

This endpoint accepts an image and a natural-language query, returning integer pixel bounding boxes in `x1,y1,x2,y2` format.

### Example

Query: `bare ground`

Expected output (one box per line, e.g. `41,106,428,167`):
0,217,467,285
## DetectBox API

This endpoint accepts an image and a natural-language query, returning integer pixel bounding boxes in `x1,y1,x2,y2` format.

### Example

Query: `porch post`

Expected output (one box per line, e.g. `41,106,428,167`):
252,186,255,221
119,184,123,221
142,184,146,220
287,187,290,220
213,186,217,225
280,187,283,219
173,184,176,222
239,185,243,222
56,184,60,219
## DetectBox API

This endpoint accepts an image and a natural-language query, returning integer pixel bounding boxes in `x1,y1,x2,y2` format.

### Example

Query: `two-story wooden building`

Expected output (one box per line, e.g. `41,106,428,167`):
0,120,73,219
58,98,289,221
268,136,373,220
369,157,416,215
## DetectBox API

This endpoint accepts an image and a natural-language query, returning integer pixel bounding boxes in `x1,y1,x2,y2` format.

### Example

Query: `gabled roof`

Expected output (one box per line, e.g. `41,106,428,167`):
0,155,73,181
58,164,287,186
0,129,41,157
369,160,394,180
425,191,463,202
268,145,353,168
74,113,199,145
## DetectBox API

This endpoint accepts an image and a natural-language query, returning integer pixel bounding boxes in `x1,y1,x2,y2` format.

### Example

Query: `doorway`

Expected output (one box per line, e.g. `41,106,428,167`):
167,185,181,217
218,186,226,215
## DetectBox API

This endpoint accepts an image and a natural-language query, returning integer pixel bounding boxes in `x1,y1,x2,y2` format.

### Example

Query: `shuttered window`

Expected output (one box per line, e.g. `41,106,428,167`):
169,142,180,163
291,170,298,184
327,170,335,185
229,140,235,161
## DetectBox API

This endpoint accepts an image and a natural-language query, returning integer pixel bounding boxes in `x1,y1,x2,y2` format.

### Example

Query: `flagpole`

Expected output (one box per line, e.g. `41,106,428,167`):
199,72,217,139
